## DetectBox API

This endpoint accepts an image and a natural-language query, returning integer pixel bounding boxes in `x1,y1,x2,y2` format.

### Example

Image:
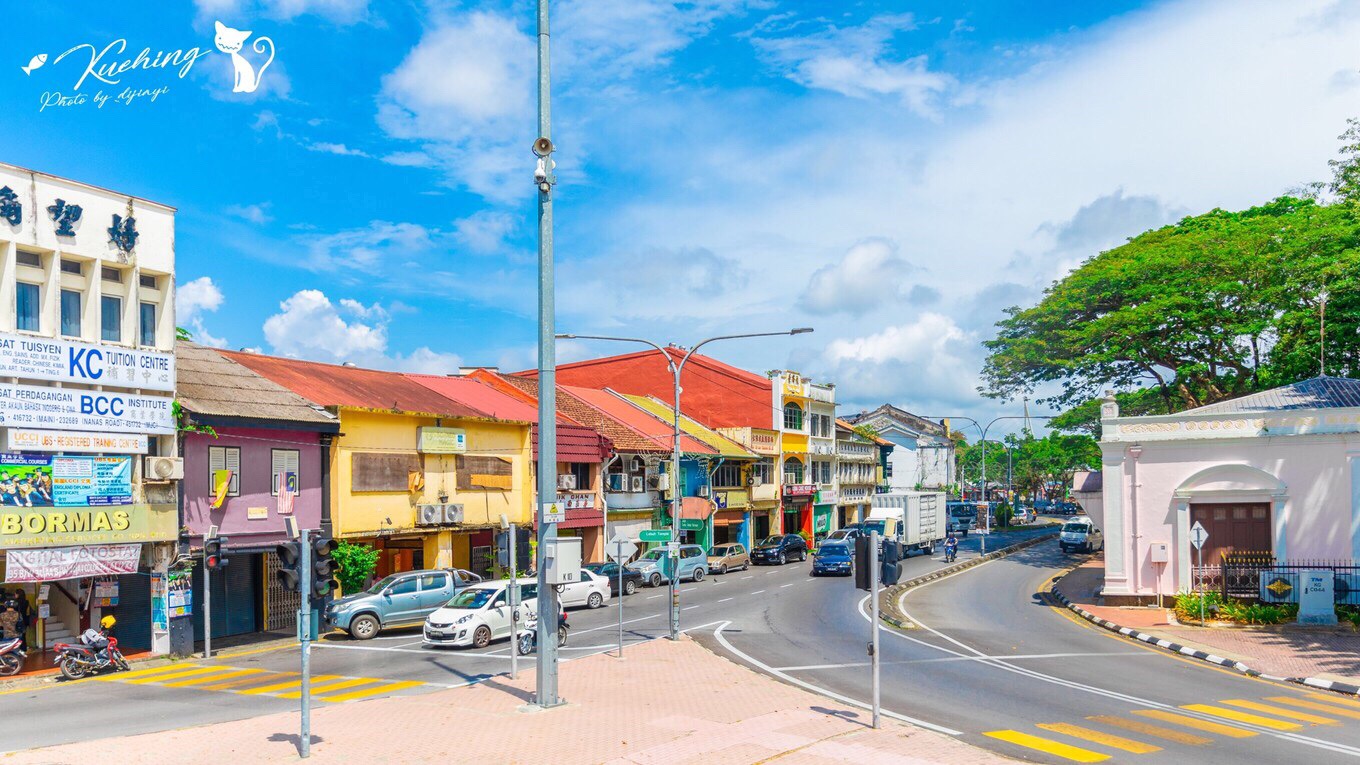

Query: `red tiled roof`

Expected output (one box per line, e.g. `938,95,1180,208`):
480,372,665,453
565,386,717,455
221,352,488,419
521,348,773,429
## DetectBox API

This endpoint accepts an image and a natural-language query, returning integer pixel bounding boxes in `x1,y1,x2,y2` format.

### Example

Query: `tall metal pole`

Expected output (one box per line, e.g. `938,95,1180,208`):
203,550,211,660
299,527,312,758
669,359,682,640
533,0,561,709
510,523,518,680
869,529,881,729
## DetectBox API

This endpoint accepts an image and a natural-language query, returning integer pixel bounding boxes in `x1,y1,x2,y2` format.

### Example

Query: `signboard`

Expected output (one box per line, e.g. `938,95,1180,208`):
0,501,178,549
750,430,779,455
606,534,638,562
151,572,168,631
0,382,174,434
4,543,140,582
418,427,467,454
816,489,839,505
93,578,119,607
0,331,175,392
7,429,148,454
168,574,192,617
37,603,50,619
247,506,268,520
557,493,595,510
541,502,565,524
1190,521,1209,551
51,456,133,507
639,528,673,543
679,518,704,531
783,484,816,497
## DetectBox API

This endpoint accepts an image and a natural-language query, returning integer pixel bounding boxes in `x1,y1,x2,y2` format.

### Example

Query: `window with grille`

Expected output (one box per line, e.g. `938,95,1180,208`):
271,449,300,495
784,457,805,484
208,446,241,496
713,462,742,487
783,402,804,431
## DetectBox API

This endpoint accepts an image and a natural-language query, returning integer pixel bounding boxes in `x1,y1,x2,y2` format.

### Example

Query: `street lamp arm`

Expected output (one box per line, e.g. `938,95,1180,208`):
555,334,676,373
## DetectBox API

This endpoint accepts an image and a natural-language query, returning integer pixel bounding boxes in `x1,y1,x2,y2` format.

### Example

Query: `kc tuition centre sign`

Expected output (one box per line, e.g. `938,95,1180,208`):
0,383,173,434
0,331,174,391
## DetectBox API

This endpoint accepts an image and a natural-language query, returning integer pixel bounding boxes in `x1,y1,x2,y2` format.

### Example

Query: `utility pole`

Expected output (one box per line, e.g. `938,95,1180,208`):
533,0,562,709
299,527,312,759
509,523,518,680
869,529,881,729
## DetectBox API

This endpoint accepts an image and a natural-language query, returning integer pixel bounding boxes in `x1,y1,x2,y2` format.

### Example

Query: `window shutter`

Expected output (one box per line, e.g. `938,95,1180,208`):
225,448,240,495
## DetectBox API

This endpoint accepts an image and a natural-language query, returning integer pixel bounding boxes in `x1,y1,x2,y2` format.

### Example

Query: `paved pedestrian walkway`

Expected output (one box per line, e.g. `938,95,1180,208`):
1057,556,1360,686
5,636,1011,764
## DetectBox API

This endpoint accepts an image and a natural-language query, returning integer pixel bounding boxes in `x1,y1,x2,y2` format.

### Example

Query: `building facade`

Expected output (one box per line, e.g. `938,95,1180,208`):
0,163,179,661
846,404,952,491
835,419,878,526
773,371,836,539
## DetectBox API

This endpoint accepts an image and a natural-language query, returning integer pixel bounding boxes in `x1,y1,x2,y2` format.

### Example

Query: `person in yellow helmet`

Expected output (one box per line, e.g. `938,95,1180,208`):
100,615,116,630
80,615,117,667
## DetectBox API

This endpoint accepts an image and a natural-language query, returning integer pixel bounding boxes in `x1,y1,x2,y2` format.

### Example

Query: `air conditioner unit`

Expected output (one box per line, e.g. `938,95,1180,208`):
144,456,184,481
647,474,670,492
417,504,444,526
443,504,465,524
1259,571,1300,603
751,476,763,487
557,474,577,491
697,485,710,497
631,476,644,493
607,474,624,492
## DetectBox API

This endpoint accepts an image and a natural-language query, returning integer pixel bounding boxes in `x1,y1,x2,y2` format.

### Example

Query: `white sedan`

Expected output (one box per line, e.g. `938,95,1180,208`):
557,568,612,609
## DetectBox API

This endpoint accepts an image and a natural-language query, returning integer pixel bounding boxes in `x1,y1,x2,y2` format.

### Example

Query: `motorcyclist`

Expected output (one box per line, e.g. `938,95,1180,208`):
943,532,959,563
80,615,116,666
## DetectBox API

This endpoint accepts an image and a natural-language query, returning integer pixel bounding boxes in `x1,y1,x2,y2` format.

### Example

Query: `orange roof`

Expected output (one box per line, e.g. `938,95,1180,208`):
565,385,717,455
475,371,666,453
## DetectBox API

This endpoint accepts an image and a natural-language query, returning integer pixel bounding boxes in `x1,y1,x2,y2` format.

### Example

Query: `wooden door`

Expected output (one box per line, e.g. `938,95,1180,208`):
1189,503,1272,563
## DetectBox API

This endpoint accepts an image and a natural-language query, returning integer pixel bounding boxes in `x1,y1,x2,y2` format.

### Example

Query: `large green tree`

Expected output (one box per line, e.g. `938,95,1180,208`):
982,197,1360,428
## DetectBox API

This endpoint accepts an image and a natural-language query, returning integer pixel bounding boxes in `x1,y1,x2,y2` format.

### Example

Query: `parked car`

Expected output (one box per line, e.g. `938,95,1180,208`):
557,568,612,609
1059,519,1103,553
811,540,853,576
707,543,751,574
583,561,644,596
325,568,481,640
751,534,808,565
423,580,537,649
626,544,708,586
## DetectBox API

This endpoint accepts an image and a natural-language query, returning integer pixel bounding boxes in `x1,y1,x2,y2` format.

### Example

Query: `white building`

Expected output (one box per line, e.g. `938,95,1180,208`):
834,419,878,526
846,404,952,491
0,162,179,659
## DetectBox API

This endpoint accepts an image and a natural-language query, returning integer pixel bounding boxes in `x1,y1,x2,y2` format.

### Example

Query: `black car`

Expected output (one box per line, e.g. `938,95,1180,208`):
750,534,808,565
583,561,644,596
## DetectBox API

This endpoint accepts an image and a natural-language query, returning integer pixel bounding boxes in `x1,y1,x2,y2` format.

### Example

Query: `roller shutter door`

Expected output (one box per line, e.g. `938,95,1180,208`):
112,573,152,651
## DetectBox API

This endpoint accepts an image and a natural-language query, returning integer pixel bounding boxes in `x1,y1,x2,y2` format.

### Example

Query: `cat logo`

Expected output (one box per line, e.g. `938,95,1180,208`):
214,21,275,94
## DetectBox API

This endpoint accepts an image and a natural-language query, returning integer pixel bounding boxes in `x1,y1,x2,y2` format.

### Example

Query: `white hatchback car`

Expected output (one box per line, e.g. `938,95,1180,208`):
423,580,537,649
557,568,612,610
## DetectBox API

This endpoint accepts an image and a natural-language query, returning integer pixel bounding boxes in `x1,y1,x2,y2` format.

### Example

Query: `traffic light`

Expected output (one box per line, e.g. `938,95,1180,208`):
277,540,302,593
854,536,872,591
881,541,902,586
312,535,338,600
205,536,229,571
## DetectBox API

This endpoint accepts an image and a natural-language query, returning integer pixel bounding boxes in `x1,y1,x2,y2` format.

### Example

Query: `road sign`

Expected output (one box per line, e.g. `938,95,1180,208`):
1190,521,1209,550
639,529,673,543
606,534,638,562
679,518,704,531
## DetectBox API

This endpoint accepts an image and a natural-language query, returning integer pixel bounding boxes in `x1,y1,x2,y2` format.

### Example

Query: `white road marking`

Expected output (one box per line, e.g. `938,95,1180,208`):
780,583,796,588
718,598,733,603
683,605,699,611
772,652,1151,672
750,590,765,595
740,575,754,580
647,595,662,599
712,621,961,736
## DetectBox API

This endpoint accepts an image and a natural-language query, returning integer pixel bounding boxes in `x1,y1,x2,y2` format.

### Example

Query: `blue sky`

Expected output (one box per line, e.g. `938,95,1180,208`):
4,0,1359,433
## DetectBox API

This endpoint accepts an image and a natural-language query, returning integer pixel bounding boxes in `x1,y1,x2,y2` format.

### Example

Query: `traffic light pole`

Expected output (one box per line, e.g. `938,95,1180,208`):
869,529,880,730
299,527,312,759
203,551,211,660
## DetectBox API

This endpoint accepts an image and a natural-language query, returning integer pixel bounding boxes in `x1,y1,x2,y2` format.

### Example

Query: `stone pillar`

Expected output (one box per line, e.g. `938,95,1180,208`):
424,530,454,570
1350,454,1360,560
1272,496,1289,562
1174,499,1191,593
1101,446,1129,595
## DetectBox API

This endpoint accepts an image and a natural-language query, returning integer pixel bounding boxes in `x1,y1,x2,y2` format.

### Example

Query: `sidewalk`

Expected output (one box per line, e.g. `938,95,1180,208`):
1056,556,1360,687
5,636,1012,765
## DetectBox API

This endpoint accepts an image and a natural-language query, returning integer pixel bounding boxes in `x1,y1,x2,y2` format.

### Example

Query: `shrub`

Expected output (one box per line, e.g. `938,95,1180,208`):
333,540,380,595
1173,590,1222,622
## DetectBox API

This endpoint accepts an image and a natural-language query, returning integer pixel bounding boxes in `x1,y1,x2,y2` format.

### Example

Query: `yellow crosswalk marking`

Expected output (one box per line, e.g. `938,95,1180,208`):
1307,692,1360,708
1035,723,1162,754
160,668,265,688
1129,709,1256,738
1221,699,1338,725
984,731,1110,762
121,667,225,685
276,678,379,699
95,663,196,682
1267,696,1360,720
315,680,424,703
237,675,342,695
197,672,294,691
1181,704,1302,731
1090,714,1215,745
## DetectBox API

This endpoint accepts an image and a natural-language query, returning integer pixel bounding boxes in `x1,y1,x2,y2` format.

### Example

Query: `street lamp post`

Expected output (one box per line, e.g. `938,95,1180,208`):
558,329,812,640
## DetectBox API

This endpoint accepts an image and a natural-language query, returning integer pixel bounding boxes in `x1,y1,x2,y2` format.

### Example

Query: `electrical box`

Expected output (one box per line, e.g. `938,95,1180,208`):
1149,543,1169,564
543,537,582,585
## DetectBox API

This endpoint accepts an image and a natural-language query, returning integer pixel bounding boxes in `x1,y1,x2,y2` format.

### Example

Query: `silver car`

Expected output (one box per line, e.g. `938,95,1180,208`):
626,544,708,586
325,568,481,640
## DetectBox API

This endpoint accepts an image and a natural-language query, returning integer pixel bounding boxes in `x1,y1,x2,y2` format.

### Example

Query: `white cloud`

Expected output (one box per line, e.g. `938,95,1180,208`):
381,151,434,168
798,239,913,316
818,313,978,413
556,0,756,78
453,211,515,254
175,276,228,348
194,0,368,24
262,289,461,372
299,221,436,274
750,13,952,115
224,202,273,224
308,142,370,157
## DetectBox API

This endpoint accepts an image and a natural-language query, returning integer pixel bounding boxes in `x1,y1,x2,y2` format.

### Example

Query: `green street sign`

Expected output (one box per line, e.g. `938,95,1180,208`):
639,529,673,542
679,519,704,531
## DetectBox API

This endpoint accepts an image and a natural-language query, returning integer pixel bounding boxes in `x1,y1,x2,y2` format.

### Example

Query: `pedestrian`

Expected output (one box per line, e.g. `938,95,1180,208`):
11,590,30,650
0,602,19,641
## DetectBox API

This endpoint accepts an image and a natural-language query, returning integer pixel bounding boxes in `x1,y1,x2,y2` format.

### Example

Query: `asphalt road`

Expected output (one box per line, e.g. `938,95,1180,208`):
0,525,1048,754
697,537,1360,764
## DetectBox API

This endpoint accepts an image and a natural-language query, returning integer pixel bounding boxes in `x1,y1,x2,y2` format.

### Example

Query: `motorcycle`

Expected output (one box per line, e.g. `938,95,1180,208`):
516,610,569,656
0,637,26,676
54,635,128,680
944,545,958,564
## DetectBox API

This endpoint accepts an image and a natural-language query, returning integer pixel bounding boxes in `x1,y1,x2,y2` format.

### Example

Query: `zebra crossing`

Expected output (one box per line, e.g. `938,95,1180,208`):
95,662,427,703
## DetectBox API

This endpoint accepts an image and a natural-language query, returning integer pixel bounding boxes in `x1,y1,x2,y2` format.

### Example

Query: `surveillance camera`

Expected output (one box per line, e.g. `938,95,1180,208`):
534,158,548,183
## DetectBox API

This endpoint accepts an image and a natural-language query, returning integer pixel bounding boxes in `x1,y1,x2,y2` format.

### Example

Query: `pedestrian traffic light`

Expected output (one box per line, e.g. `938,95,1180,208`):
205,536,229,571
854,536,872,591
276,540,302,593
312,535,338,600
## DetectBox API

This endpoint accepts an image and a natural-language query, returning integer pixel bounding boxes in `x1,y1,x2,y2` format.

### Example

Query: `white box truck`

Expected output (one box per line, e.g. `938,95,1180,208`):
867,491,948,556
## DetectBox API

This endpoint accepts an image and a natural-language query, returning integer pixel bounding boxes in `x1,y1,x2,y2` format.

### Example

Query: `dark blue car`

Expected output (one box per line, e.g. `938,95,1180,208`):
811,540,853,576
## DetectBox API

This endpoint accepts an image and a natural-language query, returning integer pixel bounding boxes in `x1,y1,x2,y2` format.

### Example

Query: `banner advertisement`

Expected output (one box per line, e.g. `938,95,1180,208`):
7,429,148,454
0,454,132,507
0,383,174,434
0,502,178,549
4,543,141,582
0,331,174,392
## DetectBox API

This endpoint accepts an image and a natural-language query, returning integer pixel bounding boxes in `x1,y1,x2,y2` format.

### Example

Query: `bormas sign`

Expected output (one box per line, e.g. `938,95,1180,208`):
24,19,277,112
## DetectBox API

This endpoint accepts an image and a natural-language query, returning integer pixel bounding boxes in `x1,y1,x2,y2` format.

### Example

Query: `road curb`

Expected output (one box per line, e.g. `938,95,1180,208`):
879,530,1059,629
1046,575,1360,697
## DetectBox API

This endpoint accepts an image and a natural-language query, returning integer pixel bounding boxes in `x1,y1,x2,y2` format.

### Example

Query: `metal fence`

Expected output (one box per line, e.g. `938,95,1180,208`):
1191,556,1360,605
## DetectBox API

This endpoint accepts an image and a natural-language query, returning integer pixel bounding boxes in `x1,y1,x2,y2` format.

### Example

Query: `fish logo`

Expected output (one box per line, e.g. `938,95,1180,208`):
21,54,46,75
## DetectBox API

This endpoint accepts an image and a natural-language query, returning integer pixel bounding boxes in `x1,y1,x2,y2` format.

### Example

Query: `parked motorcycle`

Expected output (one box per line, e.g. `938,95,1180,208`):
0,637,26,676
54,635,128,680
516,610,569,656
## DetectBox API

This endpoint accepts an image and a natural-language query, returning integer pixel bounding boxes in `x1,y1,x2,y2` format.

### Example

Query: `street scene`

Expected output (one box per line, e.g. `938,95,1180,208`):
3,1,1360,763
